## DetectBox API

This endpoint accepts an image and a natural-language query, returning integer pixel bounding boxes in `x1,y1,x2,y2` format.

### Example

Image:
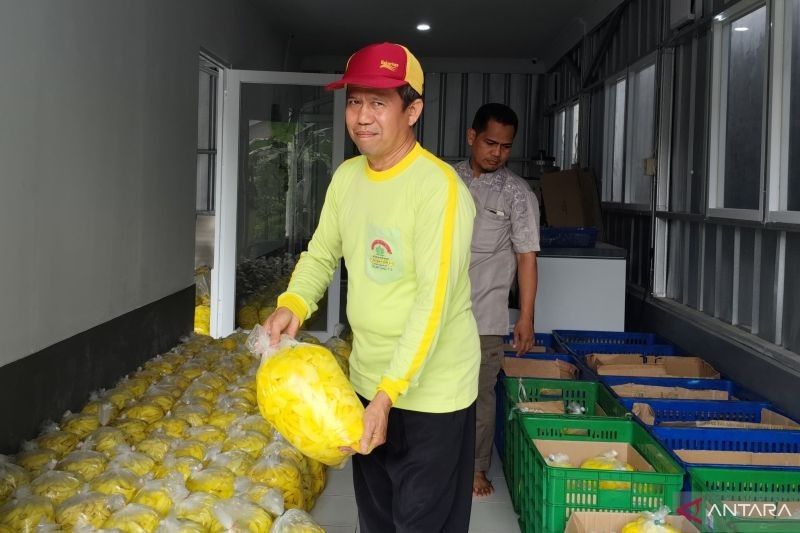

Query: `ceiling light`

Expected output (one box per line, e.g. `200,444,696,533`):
416,23,431,31
733,26,749,31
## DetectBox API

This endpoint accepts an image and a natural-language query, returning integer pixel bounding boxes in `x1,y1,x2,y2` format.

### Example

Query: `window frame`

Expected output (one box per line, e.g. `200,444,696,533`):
707,0,769,222
602,74,628,204
766,0,800,224
623,53,659,210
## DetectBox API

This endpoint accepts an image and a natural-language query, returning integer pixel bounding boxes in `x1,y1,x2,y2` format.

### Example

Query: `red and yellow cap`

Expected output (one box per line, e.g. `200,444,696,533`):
325,42,423,95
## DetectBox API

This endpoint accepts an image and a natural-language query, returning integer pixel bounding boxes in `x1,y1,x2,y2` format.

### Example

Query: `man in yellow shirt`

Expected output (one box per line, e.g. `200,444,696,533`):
264,42,480,532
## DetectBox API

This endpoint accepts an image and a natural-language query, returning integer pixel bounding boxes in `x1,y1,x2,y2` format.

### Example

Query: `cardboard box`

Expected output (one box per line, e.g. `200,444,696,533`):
585,354,720,379
501,356,578,379
675,449,800,467
564,511,701,533
540,168,603,230
633,403,800,429
501,343,547,354
611,383,730,400
533,440,655,473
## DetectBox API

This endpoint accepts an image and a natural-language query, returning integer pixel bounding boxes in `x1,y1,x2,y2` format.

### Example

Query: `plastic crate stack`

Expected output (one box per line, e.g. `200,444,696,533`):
546,329,800,532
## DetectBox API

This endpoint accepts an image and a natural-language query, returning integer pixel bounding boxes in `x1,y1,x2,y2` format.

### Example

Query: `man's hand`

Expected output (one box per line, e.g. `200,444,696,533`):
358,391,392,454
263,307,301,346
512,316,535,356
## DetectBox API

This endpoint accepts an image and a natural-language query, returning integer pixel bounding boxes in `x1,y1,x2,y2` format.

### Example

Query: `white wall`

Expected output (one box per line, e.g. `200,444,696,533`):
0,1,288,367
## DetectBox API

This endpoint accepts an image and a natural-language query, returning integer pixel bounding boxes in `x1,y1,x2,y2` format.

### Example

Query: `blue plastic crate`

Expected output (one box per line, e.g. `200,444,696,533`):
493,351,587,458
619,398,783,426
501,332,567,354
553,329,673,346
539,226,598,248
601,376,766,402
652,426,800,470
563,343,681,357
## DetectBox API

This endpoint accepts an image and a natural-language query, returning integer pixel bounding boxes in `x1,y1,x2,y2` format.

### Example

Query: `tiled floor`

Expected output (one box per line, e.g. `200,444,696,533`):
311,446,519,532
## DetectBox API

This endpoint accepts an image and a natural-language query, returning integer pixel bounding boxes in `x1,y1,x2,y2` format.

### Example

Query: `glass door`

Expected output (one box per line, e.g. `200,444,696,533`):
213,71,345,339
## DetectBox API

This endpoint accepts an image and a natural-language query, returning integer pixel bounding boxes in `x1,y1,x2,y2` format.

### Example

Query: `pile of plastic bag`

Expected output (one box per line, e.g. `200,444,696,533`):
0,331,332,532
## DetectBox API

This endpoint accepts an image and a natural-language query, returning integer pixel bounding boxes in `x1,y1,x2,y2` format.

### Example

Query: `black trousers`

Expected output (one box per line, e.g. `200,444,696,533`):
352,396,476,533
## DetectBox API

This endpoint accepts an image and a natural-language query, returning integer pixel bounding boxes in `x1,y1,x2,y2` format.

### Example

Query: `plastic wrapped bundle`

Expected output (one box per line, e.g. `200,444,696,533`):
112,418,150,445
172,440,207,462
135,435,172,463
622,507,681,533
14,448,58,473
244,483,284,517
237,306,260,330
144,356,180,377
140,393,175,413
155,517,207,533
0,496,55,531
221,429,270,459
171,405,209,428
545,453,574,468
208,450,254,477
151,455,203,482
118,377,151,398
235,415,274,440
108,449,156,477
90,469,141,502
104,388,136,410
174,492,219,530
216,394,254,414
36,430,80,457
85,426,128,456
183,383,218,404
133,475,189,516
185,467,236,499
82,399,119,425
269,508,325,533
580,450,635,490
248,456,305,510
263,441,307,473
211,497,273,533
103,503,161,532
227,387,257,408
196,372,227,393
57,450,108,481
55,492,124,529
122,404,166,425
185,425,225,445
206,409,247,431
131,369,163,386
60,412,101,439
148,417,190,439
0,460,30,504
29,471,83,505
154,376,191,399
252,332,363,466
304,458,327,502
294,332,321,345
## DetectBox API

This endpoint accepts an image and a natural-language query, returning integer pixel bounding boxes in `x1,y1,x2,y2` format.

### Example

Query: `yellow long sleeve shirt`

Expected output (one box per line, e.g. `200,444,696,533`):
277,143,480,413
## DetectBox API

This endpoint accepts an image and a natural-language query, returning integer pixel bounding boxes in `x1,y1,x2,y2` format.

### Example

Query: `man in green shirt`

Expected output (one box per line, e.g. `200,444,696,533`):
264,42,480,532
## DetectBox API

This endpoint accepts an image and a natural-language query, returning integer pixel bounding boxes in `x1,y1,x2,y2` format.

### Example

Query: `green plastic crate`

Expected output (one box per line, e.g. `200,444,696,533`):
688,466,800,532
516,416,684,533
501,377,630,511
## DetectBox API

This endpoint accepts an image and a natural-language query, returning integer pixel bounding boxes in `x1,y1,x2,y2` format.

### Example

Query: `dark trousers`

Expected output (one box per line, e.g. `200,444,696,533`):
352,396,476,533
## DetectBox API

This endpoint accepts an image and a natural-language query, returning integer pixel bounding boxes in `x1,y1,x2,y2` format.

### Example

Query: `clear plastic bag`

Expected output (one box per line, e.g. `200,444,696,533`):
108,448,156,477
221,428,270,459
132,474,189,516
251,331,364,466
60,412,101,438
35,430,80,457
621,506,681,533
580,450,635,490
29,470,84,505
136,434,173,462
185,425,225,445
102,503,161,532
122,403,166,425
14,448,58,474
207,450,254,477
0,495,55,531
269,508,325,533
171,440,207,462
148,417,190,439
89,468,141,502
544,453,574,468
0,459,30,504
234,415,274,440
248,455,305,511
173,492,219,530
212,497,273,532
151,455,203,482
85,426,129,456
55,492,125,529
154,516,206,533
241,482,284,517
57,450,109,481
111,418,150,445
185,467,235,499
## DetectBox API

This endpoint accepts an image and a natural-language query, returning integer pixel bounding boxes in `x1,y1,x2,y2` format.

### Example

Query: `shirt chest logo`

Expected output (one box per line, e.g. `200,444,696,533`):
369,239,395,271
365,227,404,284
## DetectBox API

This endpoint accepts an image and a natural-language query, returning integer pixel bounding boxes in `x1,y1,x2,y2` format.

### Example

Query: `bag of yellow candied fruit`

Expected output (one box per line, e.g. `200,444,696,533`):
249,329,363,467
621,506,681,533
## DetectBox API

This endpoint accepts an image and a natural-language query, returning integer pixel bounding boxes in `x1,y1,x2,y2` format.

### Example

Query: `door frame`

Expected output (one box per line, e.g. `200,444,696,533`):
212,70,346,339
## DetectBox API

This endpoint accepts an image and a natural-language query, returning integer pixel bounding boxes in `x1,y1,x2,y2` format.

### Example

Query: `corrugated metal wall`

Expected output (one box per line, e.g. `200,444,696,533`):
418,72,544,177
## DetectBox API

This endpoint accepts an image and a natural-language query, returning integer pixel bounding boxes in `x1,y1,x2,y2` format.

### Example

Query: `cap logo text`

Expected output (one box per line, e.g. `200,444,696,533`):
379,60,399,72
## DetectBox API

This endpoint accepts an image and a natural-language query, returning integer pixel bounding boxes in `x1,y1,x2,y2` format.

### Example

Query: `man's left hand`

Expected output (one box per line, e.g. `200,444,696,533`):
340,390,392,455
512,317,535,356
